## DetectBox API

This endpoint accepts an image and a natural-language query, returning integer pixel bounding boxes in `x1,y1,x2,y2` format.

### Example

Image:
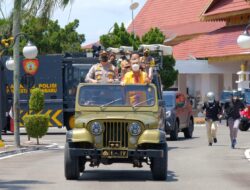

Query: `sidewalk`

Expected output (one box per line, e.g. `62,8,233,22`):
0,127,66,158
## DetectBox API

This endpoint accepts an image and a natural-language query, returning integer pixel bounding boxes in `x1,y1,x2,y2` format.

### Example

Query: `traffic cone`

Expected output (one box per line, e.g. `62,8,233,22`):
0,140,5,148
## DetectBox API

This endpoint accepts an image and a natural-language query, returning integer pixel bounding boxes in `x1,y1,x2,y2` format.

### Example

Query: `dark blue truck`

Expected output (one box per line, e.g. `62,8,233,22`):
0,54,98,131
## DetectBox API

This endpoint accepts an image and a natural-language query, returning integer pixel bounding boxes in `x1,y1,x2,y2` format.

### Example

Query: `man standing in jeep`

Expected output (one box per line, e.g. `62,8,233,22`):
85,50,116,83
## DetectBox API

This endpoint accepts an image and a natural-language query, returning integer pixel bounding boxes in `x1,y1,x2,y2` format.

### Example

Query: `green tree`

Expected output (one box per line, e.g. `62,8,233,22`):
11,0,71,147
100,22,140,49
159,56,178,90
21,17,85,54
141,27,165,44
24,88,49,144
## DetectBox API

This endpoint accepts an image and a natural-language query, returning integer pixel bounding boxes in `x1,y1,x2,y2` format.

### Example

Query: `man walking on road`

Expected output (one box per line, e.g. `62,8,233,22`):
202,92,222,146
224,94,245,149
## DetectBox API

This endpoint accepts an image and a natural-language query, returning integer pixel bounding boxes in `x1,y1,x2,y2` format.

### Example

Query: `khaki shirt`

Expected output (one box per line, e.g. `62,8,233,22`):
85,63,116,83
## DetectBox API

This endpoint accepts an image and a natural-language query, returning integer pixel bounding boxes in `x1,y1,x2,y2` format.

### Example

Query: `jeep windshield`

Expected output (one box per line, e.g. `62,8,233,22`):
78,84,155,107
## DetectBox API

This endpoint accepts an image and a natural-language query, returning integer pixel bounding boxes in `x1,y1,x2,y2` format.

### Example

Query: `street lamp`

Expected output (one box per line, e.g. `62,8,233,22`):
130,1,139,39
237,24,250,49
4,34,38,147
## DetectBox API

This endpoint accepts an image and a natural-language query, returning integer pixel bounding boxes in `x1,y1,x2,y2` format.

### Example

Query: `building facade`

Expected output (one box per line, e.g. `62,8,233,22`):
129,0,250,101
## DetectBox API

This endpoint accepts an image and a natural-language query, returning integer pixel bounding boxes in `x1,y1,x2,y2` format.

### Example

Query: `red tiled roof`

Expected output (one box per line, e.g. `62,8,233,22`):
161,22,224,37
173,25,249,60
128,0,224,37
202,0,250,18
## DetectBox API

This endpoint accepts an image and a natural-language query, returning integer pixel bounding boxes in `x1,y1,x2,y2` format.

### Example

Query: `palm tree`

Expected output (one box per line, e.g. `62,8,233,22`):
12,0,72,147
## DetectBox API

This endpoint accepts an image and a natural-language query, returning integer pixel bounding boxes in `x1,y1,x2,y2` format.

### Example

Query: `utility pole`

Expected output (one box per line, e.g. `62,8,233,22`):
13,0,21,148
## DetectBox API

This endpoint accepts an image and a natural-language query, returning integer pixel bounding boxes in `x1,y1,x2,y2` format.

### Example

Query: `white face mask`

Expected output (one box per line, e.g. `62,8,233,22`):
132,64,140,72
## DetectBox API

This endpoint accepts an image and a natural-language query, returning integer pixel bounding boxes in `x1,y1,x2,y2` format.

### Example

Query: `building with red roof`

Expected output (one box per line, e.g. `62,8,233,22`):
131,0,250,101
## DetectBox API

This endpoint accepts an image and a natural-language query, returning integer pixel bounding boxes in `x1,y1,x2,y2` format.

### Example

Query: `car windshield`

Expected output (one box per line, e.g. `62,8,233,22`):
244,91,250,105
220,91,232,102
163,94,175,108
78,85,156,107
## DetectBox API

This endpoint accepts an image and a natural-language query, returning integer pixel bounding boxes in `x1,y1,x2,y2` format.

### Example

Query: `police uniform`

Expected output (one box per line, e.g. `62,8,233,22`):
140,49,155,80
85,62,116,83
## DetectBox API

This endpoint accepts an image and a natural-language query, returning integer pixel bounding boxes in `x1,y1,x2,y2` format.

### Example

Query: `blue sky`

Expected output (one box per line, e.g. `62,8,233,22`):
1,0,146,45
52,0,147,45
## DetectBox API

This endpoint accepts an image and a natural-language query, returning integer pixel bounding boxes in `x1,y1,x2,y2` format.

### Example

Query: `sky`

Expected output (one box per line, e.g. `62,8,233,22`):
52,0,147,45
1,0,146,45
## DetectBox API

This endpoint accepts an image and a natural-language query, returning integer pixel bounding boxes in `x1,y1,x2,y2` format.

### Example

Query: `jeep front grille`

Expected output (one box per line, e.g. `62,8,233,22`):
103,121,129,148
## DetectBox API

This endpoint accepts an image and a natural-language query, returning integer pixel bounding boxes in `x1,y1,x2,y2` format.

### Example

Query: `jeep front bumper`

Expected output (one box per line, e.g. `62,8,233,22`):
69,147,165,158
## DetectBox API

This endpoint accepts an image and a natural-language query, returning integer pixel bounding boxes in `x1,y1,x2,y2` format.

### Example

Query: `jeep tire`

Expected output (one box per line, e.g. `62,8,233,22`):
151,143,168,180
64,143,80,180
170,120,179,141
184,118,194,138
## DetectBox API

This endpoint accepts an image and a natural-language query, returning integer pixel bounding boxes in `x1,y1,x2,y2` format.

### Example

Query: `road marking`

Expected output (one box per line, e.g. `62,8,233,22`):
244,149,250,161
0,143,63,160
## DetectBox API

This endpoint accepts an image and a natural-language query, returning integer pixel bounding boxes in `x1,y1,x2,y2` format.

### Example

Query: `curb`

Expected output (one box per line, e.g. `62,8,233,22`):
0,143,59,159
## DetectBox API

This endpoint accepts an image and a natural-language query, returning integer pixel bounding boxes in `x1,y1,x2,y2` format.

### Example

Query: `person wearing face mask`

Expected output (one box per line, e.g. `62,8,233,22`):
122,53,150,85
140,48,155,80
224,93,245,149
85,50,116,83
202,92,222,146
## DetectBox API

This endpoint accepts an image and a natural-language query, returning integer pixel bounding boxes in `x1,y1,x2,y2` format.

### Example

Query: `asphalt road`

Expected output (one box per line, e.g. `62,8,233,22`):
0,125,250,190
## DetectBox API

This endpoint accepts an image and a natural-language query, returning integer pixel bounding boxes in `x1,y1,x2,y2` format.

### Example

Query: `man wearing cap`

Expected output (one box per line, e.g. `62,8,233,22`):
85,51,116,83
140,48,155,80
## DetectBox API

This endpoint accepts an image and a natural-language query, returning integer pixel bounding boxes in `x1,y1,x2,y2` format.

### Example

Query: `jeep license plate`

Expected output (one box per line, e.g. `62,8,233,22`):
102,149,128,158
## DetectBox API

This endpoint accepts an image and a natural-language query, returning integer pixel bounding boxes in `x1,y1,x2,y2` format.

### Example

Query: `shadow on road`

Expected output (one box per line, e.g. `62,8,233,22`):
0,180,53,190
79,169,178,182
166,136,199,141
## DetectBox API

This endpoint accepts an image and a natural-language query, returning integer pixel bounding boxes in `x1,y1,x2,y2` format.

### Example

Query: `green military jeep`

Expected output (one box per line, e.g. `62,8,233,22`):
64,83,168,180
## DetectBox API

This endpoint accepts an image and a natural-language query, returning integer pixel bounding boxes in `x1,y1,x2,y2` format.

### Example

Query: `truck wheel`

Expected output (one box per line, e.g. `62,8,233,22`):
184,118,194,138
239,120,250,131
151,143,168,180
64,143,80,180
170,121,178,141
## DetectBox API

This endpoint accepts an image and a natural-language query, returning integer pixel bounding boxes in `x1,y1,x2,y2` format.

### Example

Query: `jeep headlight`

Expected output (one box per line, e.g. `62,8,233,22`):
128,122,142,136
166,111,171,118
90,122,103,136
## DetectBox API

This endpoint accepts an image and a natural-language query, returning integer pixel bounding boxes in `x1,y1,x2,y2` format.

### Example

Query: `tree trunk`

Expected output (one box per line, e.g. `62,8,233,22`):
37,137,39,145
13,0,21,148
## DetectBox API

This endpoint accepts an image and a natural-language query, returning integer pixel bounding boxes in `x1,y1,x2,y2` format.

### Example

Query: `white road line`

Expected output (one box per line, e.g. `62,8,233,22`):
244,149,250,161
0,143,62,160
0,151,33,160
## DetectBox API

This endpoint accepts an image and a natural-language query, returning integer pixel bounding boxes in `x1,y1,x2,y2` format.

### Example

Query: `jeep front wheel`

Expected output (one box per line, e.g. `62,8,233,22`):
151,143,168,180
64,143,80,180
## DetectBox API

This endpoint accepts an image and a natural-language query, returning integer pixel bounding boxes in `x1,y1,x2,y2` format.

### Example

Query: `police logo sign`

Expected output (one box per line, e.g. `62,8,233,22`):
22,59,39,75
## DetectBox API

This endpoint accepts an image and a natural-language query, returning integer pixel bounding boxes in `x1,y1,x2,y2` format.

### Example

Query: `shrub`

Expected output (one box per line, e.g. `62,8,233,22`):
23,114,49,144
29,88,44,113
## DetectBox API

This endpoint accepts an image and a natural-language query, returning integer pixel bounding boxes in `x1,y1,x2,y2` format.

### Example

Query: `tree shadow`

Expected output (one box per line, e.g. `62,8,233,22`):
0,180,53,190
79,169,178,182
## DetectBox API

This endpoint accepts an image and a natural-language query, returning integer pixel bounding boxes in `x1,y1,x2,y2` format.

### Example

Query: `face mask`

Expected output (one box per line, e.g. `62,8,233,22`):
132,64,140,72
101,56,108,62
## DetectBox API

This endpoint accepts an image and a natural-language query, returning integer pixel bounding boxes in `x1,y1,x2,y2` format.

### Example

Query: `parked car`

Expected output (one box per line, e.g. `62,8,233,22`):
163,91,194,140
